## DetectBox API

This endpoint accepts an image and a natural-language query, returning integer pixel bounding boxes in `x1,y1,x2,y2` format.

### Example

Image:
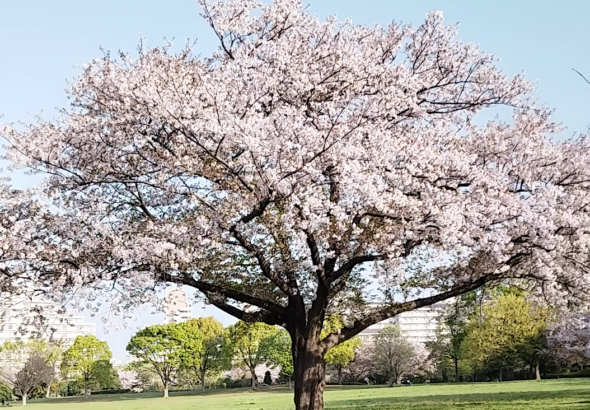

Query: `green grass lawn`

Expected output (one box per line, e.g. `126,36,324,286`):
19,378,590,410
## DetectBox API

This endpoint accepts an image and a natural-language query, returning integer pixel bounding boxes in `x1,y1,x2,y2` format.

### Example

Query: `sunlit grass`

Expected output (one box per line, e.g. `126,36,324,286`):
20,378,590,410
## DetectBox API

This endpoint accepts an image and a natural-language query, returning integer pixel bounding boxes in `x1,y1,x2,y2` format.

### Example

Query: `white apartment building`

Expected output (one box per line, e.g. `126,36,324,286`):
164,288,193,324
0,297,95,349
359,301,447,344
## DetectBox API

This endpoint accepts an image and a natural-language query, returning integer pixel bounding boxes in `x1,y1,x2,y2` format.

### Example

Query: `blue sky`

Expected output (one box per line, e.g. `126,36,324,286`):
1,0,589,359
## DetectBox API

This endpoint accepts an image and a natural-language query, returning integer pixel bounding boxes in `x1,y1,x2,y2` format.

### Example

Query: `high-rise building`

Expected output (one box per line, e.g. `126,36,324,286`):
359,302,447,344
164,288,192,324
0,297,95,349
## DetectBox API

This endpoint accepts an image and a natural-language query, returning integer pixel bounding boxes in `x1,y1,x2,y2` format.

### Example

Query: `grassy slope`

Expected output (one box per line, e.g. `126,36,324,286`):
22,378,590,410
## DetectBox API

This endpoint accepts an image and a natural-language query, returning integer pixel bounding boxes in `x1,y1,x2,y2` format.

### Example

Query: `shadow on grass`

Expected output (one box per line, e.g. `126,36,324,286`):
28,379,590,408
29,386,295,405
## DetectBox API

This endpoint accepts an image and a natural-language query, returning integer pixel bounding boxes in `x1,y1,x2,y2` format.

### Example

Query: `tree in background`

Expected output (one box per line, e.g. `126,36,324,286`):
341,345,375,384
372,325,416,386
61,335,113,396
462,292,548,381
546,312,590,374
6,354,52,406
226,322,280,389
262,329,294,388
126,324,188,397
41,341,63,398
322,315,362,384
178,317,225,389
427,294,476,382
0,340,54,405
0,382,11,406
117,370,140,391
7,0,590,408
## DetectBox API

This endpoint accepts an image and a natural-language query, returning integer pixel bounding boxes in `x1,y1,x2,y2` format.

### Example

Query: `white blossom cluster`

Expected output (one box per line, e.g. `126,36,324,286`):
1,0,590,345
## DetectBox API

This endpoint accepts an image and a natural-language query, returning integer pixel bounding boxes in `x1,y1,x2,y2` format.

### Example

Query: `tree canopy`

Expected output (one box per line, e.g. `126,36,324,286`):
126,323,188,397
225,322,281,389
61,335,113,394
4,0,590,408
177,317,225,389
462,292,548,381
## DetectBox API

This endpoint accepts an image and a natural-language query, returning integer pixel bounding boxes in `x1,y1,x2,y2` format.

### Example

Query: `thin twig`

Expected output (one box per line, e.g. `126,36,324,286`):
573,68,590,85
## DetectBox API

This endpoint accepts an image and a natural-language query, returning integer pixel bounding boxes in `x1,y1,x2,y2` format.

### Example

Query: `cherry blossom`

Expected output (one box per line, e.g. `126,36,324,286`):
4,1,590,408
546,312,590,368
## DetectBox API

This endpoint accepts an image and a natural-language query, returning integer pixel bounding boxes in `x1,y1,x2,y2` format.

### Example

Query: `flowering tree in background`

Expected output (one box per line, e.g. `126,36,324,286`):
4,0,590,408
546,312,590,372
118,370,140,391
341,345,375,384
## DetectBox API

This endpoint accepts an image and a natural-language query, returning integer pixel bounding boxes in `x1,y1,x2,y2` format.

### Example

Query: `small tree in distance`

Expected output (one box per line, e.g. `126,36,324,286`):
427,294,476,382
462,292,548,381
178,317,225,390
61,335,113,396
372,325,415,386
0,340,53,406
225,322,280,389
42,341,63,398
6,354,52,407
126,324,188,397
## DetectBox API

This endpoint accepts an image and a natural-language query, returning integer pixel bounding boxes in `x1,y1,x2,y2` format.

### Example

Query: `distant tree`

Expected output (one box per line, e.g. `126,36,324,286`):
118,370,140,390
341,345,375,384
126,324,186,397
61,335,113,395
0,381,11,405
5,353,52,406
0,340,55,406
41,341,63,398
226,322,280,389
178,317,225,389
262,329,294,388
427,294,476,381
91,360,120,390
0,339,60,398
372,325,415,386
546,312,590,375
322,315,361,384
462,292,548,381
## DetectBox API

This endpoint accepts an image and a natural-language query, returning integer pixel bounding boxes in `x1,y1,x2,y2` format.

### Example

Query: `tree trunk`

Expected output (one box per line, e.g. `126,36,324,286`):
498,368,503,382
337,366,343,385
292,336,326,410
22,393,27,407
250,367,257,389
454,358,459,382
201,368,207,390
163,382,169,398
46,379,52,398
535,362,541,380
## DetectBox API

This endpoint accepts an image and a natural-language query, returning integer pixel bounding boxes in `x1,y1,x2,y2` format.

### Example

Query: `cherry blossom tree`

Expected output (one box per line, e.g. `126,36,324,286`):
118,370,140,391
546,312,590,371
341,345,375,384
4,0,590,408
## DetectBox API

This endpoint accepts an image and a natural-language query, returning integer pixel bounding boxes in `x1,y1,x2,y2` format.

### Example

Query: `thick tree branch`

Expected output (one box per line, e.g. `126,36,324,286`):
328,254,381,283
321,271,502,350
161,272,288,319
